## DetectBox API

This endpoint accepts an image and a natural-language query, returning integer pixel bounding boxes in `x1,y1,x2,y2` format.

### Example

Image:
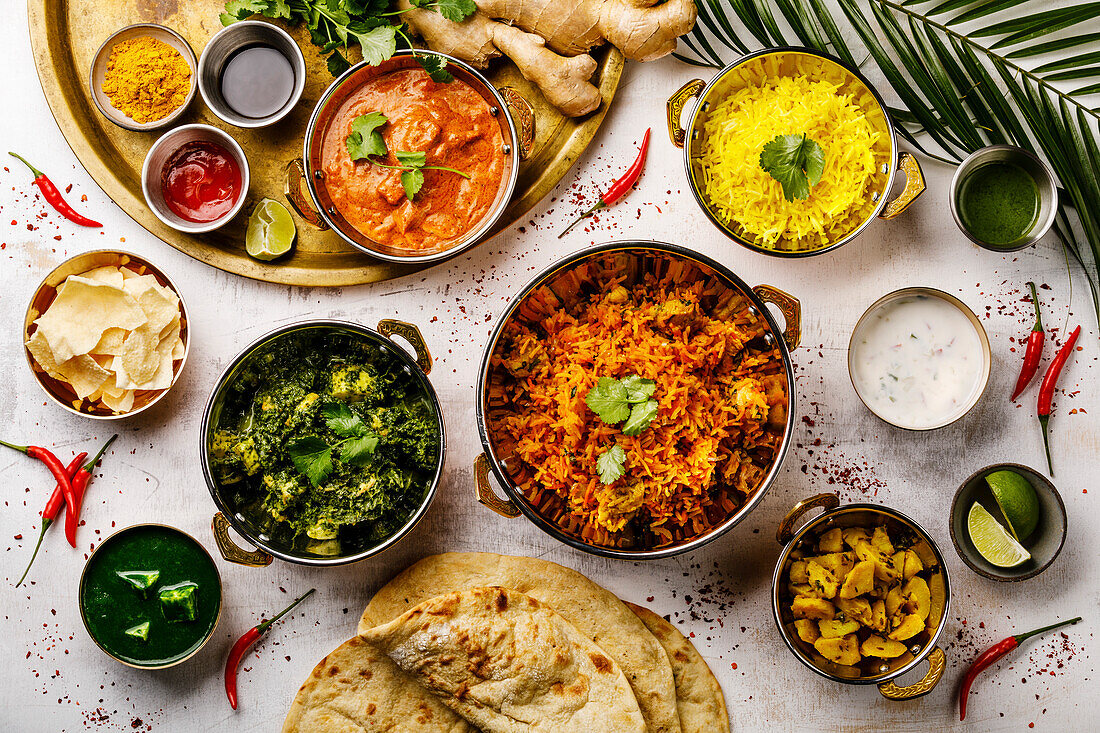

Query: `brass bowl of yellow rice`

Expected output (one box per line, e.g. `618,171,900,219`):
666,47,925,256
473,241,800,559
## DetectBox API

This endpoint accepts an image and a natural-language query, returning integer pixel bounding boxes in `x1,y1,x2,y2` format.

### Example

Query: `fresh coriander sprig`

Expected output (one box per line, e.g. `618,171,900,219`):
759,133,826,202
584,374,660,484
345,112,469,199
596,445,627,485
286,402,379,486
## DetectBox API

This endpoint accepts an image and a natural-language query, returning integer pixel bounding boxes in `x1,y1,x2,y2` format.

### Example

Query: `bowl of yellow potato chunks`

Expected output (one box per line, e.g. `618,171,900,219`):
771,493,950,700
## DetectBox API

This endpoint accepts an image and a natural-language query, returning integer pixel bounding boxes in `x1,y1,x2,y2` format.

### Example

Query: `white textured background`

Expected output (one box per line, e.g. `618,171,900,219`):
0,3,1096,731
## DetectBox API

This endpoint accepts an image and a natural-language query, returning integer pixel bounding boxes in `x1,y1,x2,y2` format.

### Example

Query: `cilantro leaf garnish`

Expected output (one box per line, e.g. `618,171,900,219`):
400,168,425,200
620,375,656,403
417,54,455,83
355,24,398,66
342,434,380,465
346,112,389,161
287,435,335,487
322,402,364,435
585,377,632,424
395,151,427,167
621,399,659,436
596,445,627,485
759,133,826,202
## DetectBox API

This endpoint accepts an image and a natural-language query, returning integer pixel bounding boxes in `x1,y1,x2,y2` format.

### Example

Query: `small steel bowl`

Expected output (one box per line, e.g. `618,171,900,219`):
848,287,991,431
78,523,222,669
772,494,950,700
666,47,925,257
284,49,525,264
23,249,190,420
949,145,1058,251
200,318,445,568
197,20,306,128
141,123,251,233
474,240,802,559
89,24,197,132
950,463,1067,581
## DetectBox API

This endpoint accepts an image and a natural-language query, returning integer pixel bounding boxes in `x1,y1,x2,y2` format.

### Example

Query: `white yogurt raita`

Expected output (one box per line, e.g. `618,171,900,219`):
850,293,987,430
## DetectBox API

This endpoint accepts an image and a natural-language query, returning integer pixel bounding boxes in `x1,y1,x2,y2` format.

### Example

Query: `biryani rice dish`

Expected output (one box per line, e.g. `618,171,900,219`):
699,72,887,251
486,253,789,549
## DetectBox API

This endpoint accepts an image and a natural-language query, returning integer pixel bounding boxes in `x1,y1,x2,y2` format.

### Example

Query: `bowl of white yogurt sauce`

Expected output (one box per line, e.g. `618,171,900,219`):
848,288,990,430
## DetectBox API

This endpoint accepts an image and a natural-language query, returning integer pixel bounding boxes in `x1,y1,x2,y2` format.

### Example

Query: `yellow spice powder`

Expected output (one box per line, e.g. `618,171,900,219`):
102,36,191,123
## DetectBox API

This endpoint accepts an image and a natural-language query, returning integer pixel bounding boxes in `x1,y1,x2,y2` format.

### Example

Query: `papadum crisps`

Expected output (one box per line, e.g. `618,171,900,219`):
26,264,184,414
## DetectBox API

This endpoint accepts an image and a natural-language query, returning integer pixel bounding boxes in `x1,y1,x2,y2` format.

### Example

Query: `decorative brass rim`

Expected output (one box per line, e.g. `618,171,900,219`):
879,152,926,220
775,493,839,545
378,319,432,374
878,648,947,700
666,78,705,147
474,453,520,518
211,512,273,568
752,284,802,351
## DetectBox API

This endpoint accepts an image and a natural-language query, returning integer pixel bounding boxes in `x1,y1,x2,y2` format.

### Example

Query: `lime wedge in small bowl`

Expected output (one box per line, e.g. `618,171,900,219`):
246,198,296,261
967,502,1031,568
984,469,1040,542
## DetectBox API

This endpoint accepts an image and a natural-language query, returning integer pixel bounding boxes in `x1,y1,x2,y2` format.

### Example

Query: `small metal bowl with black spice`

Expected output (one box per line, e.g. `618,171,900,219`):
200,319,445,567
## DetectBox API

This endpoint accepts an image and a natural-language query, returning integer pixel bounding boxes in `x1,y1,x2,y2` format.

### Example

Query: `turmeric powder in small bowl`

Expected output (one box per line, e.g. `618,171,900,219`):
90,24,198,131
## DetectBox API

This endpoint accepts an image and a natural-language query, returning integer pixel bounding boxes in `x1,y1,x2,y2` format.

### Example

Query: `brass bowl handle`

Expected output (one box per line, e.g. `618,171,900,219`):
283,158,328,230
879,152,926,220
666,79,706,148
475,453,520,518
878,647,947,700
378,319,432,374
753,284,802,351
498,87,535,161
211,513,273,568
776,493,840,545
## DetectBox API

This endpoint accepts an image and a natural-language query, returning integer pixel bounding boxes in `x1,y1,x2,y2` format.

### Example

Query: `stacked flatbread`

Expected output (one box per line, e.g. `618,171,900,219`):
284,553,729,733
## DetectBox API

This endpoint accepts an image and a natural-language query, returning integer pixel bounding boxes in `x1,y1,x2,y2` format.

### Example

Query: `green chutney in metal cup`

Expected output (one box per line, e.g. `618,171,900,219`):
79,525,221,668
956,161,1040,248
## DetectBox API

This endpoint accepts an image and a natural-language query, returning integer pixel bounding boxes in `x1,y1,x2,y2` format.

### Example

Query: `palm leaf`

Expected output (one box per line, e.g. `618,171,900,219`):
676,0,1100,328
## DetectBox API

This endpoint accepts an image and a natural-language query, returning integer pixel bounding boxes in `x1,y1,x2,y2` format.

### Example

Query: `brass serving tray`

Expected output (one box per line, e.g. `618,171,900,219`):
28,0,624,286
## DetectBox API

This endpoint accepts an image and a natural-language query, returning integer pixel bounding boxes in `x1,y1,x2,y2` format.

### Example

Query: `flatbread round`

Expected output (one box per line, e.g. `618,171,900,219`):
358,552,681,733
282,636,475,733
363,587,647,733
625,603,731,733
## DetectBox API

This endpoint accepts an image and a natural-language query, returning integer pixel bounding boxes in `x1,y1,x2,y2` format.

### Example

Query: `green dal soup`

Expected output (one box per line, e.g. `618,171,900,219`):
80,525,220,667
957,162,1040,247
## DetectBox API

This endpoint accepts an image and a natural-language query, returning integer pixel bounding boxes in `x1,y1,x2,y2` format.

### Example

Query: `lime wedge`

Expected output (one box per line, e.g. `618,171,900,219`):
246,198,296,261
968,502,1031,568
984,469,1040,542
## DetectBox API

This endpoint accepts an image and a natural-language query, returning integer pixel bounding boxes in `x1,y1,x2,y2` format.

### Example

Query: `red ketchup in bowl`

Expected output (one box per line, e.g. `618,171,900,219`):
161,141,242,223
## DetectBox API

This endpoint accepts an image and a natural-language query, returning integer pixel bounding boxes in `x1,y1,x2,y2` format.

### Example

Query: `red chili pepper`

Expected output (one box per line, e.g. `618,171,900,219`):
1,440,78,542
558,128,651,238
1036,324,1081,476
225,588,316,710
64,434,117,547
959,616,1080,720
1010,282,1044,401
15,451,85,587
8,152,103,228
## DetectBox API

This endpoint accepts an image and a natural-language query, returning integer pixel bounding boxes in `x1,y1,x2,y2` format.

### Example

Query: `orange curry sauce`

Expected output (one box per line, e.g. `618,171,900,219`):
321,69,505,253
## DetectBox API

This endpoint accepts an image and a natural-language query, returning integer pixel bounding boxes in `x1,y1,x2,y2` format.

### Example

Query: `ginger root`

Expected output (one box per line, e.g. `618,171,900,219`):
400,0,697,117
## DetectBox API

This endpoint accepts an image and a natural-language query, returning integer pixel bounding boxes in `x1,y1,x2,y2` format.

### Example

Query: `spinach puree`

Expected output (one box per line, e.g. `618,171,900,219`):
209,330,440,557
80,525,220,667
957,162,1039,247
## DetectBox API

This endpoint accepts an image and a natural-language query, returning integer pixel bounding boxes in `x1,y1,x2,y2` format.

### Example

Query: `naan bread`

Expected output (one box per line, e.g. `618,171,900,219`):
361,587,647,733
625,603,731,733
282,636,474,733
359,552,680,733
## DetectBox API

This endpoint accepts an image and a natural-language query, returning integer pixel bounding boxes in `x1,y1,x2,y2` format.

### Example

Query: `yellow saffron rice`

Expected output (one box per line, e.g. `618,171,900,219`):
700,74,885,250
486,255,789,549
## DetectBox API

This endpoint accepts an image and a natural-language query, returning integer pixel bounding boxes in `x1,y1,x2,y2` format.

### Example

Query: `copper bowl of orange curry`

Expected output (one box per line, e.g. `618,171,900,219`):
287,50,521,263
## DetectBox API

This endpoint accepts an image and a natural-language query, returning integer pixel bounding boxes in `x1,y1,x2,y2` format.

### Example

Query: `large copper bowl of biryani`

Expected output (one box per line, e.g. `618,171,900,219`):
474,241,801,559
666,47,926,257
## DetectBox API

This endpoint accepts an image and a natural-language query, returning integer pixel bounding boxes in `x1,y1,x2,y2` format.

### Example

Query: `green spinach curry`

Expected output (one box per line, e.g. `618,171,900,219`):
210,330,440,556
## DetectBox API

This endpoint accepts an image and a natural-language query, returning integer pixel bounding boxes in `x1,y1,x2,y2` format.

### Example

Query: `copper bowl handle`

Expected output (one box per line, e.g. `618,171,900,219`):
753,284,802,351
878,647,946,700
378,319,432,374
498,86,534,161
879,152,926,220
666,79,705,148
283,158,328,230
475,453,520,518
211,513,273,568
776,493,840,545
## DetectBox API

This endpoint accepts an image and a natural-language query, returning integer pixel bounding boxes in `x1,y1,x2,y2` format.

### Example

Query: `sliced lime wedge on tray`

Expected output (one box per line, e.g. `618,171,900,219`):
246,198,296,261
968,502,1031,568
984,469,1040,542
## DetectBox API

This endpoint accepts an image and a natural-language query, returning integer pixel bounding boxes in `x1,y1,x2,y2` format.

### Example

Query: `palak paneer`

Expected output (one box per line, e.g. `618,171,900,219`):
209,329,441,556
